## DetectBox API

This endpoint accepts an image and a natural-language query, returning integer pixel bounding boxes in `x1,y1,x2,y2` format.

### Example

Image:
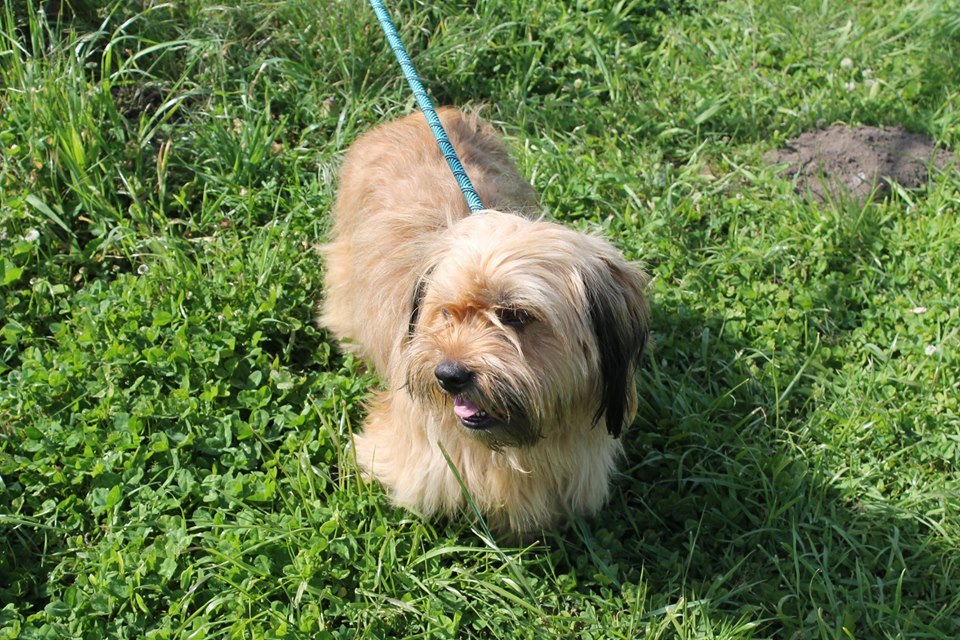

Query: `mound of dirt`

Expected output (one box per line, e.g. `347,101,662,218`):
766,125,956,203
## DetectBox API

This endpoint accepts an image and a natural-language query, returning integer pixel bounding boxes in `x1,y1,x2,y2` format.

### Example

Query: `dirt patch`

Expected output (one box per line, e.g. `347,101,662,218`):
766,125,956,203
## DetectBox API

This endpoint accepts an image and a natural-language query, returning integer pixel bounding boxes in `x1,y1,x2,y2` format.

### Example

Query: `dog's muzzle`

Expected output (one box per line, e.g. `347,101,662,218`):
434,360,498,430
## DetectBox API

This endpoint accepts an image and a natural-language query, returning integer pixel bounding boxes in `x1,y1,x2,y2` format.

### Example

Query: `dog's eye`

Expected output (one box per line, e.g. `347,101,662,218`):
496,307,532,329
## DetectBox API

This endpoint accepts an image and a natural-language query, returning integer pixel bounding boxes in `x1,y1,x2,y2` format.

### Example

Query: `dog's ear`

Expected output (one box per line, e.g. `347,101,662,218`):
584,257,649,438
407,267,435,340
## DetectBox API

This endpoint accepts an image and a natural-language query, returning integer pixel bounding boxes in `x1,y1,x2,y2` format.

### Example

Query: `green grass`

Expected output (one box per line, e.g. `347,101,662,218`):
2,0,959,637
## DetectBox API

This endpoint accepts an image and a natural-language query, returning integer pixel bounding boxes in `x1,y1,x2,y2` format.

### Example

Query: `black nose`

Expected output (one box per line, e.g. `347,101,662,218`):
434,360,473,393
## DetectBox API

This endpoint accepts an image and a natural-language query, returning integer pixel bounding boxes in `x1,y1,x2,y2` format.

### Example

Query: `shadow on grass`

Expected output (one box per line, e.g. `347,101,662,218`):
553,294,959,636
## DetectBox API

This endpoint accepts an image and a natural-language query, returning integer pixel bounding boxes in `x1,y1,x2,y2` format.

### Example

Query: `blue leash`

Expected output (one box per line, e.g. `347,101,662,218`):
367,0,485,214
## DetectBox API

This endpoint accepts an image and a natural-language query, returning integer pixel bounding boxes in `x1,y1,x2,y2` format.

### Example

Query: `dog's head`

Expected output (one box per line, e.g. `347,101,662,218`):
402,212,649,449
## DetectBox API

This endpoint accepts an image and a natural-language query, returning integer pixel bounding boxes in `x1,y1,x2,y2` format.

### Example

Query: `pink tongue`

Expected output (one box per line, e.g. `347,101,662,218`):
453,397,481,419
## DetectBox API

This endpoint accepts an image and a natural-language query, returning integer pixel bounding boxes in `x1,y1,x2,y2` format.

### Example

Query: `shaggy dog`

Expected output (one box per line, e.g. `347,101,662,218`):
320,108,649,535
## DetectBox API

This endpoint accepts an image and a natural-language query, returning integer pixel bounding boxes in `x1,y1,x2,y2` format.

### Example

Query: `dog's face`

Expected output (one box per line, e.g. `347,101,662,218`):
402,212,649,449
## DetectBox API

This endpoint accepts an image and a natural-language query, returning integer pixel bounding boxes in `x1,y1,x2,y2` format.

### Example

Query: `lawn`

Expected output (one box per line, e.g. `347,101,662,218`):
1,0,959,637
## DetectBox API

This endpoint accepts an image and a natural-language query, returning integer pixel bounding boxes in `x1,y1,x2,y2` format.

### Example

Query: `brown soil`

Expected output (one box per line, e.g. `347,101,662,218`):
766,125,957,203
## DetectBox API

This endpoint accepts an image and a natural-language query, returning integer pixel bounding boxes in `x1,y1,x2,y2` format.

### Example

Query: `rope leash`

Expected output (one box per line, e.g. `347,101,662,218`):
367,0,485,214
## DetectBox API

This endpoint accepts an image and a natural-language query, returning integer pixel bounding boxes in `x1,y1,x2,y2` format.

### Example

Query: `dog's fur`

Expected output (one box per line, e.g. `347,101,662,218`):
320,108,649,534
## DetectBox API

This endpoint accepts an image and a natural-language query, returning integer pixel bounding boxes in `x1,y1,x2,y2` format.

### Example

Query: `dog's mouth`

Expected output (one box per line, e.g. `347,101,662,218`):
453,396,498,430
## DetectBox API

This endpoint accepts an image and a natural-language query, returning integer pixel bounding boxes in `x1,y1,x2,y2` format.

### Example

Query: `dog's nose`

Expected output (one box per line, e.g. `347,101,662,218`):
434,360,473,393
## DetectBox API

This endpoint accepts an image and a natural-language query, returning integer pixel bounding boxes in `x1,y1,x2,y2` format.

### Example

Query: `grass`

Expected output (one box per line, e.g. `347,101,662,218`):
1,0,958,637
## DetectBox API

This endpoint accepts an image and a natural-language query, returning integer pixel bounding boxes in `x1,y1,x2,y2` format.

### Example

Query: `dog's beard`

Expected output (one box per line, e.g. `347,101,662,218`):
404,346,549,449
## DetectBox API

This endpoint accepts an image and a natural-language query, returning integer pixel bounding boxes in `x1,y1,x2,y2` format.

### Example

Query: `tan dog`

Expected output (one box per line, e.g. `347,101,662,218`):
320,108,649,535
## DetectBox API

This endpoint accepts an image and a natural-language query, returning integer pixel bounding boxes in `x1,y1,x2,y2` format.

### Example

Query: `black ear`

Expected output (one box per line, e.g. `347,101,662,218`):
585,259,649,438
407,267,434,340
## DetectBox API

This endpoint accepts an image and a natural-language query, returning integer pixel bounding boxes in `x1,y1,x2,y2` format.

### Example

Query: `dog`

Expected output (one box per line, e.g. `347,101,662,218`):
320,108,649,535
